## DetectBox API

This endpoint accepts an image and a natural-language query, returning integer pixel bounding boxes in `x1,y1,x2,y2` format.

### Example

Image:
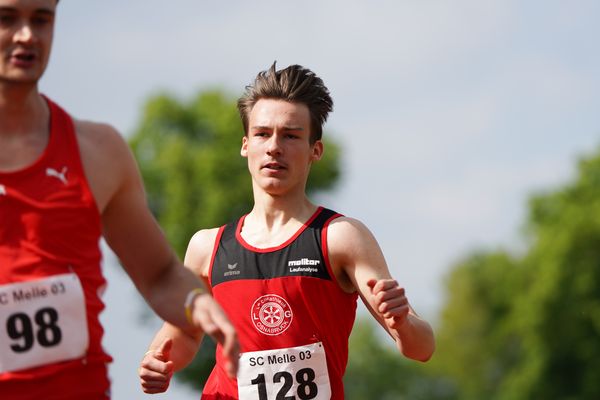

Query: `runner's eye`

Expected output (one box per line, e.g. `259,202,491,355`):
0,14,17,26
31,16,52,26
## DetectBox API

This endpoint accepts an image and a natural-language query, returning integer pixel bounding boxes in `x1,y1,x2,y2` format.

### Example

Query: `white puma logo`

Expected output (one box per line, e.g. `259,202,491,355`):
46,166,68,185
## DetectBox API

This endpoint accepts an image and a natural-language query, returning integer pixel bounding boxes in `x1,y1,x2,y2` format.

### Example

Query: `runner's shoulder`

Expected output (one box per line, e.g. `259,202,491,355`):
185,228,222,278
73,119,129,159
327,215,373,241
73,119,138,179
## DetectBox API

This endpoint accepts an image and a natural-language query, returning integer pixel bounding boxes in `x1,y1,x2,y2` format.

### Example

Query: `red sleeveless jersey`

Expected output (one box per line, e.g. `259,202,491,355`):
0,97,111,398
203,207,358,400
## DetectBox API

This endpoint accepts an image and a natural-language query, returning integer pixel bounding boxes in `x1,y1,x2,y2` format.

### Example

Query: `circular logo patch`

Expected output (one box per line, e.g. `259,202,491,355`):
251,294,293,336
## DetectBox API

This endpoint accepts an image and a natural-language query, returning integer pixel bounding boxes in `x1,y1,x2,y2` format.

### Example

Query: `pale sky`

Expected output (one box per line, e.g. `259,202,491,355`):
40,1,600,399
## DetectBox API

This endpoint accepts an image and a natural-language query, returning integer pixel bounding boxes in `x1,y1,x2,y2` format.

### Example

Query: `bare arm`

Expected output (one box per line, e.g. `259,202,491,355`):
139,229,234,393
75,121,238,364
328,217,435,362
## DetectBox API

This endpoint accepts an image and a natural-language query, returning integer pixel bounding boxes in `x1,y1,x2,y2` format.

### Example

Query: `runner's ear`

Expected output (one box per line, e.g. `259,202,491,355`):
310,140,323,162
241,136,249,157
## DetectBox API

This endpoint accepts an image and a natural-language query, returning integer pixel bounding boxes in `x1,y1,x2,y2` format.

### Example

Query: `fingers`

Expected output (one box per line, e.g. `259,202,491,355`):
139,355,173,394
140,352,174,376
368,279,410,321
369,278,399,294
379,293,408,315
368,279,402,301
139,362,173,394
191,295,240,378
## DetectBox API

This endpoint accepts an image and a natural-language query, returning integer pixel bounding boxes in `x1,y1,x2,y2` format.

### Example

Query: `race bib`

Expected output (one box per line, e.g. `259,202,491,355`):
237,342,331,400
0,273,89,373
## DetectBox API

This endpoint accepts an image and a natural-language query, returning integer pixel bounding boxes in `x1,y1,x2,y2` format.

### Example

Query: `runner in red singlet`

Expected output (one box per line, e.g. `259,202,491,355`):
0,1,238,398
139,63,435,399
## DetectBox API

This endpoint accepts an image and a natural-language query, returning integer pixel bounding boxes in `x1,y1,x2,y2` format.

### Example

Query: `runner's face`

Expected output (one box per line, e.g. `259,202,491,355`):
0,0,56,84
241,99,323,196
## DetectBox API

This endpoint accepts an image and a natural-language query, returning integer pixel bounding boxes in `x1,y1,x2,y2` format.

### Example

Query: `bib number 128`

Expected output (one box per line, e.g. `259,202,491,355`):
250,367,318,400
6,307,62,352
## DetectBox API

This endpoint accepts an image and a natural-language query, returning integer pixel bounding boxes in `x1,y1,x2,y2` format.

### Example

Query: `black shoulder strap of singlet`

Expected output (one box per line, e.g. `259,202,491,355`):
310,207,342,228
221,219,238,243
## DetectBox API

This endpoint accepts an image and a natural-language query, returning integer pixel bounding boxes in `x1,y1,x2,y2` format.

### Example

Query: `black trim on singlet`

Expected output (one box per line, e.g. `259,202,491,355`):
211,208,340,287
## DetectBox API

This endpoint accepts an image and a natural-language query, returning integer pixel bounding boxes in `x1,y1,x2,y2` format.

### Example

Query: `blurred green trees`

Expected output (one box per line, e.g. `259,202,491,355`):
432,148,600,399
129,89,341,388
344,319,451,400
345,148,600,399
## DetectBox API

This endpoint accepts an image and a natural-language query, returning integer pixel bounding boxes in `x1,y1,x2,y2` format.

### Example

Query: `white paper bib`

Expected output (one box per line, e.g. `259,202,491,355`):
237,342,331,400
0,273,89,373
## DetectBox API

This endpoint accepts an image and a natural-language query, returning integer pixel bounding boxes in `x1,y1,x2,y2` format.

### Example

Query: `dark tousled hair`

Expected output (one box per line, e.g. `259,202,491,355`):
237,62,333,143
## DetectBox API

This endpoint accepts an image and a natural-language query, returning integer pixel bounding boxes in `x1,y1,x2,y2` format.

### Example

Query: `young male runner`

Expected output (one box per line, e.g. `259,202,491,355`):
0,1,238,398
139,63,435,399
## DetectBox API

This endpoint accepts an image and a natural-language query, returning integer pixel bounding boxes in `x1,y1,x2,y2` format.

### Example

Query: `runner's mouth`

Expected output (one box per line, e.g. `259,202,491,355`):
12,52,36,62
263,163,286,170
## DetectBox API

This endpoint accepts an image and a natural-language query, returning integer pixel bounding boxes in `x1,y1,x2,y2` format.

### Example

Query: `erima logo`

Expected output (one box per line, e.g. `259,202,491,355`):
46,166,68,185
224,263,241,277
288,258,320,273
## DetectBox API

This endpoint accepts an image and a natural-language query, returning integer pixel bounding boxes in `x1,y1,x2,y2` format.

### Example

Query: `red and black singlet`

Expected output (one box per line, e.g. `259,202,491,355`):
203,207,358,400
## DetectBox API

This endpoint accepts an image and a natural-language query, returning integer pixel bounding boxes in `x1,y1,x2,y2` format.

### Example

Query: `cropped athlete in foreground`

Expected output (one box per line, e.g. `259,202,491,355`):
139,62,435,399
0,1,238,398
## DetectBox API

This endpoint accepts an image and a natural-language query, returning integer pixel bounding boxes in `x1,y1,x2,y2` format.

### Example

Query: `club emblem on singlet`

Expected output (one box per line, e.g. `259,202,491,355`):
251,294,293,336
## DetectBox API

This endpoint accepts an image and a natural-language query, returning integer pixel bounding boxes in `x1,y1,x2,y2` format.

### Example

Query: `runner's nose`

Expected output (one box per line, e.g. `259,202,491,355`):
266,134,283,156
14,23,35,44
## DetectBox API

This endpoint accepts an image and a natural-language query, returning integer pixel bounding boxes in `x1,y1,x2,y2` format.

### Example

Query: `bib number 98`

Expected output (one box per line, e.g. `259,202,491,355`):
7,307,62,352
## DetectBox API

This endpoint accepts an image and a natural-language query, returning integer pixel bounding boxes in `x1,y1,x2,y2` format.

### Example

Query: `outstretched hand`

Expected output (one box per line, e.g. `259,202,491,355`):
139,338,174,394
191,293,239,378
367,279,410,330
